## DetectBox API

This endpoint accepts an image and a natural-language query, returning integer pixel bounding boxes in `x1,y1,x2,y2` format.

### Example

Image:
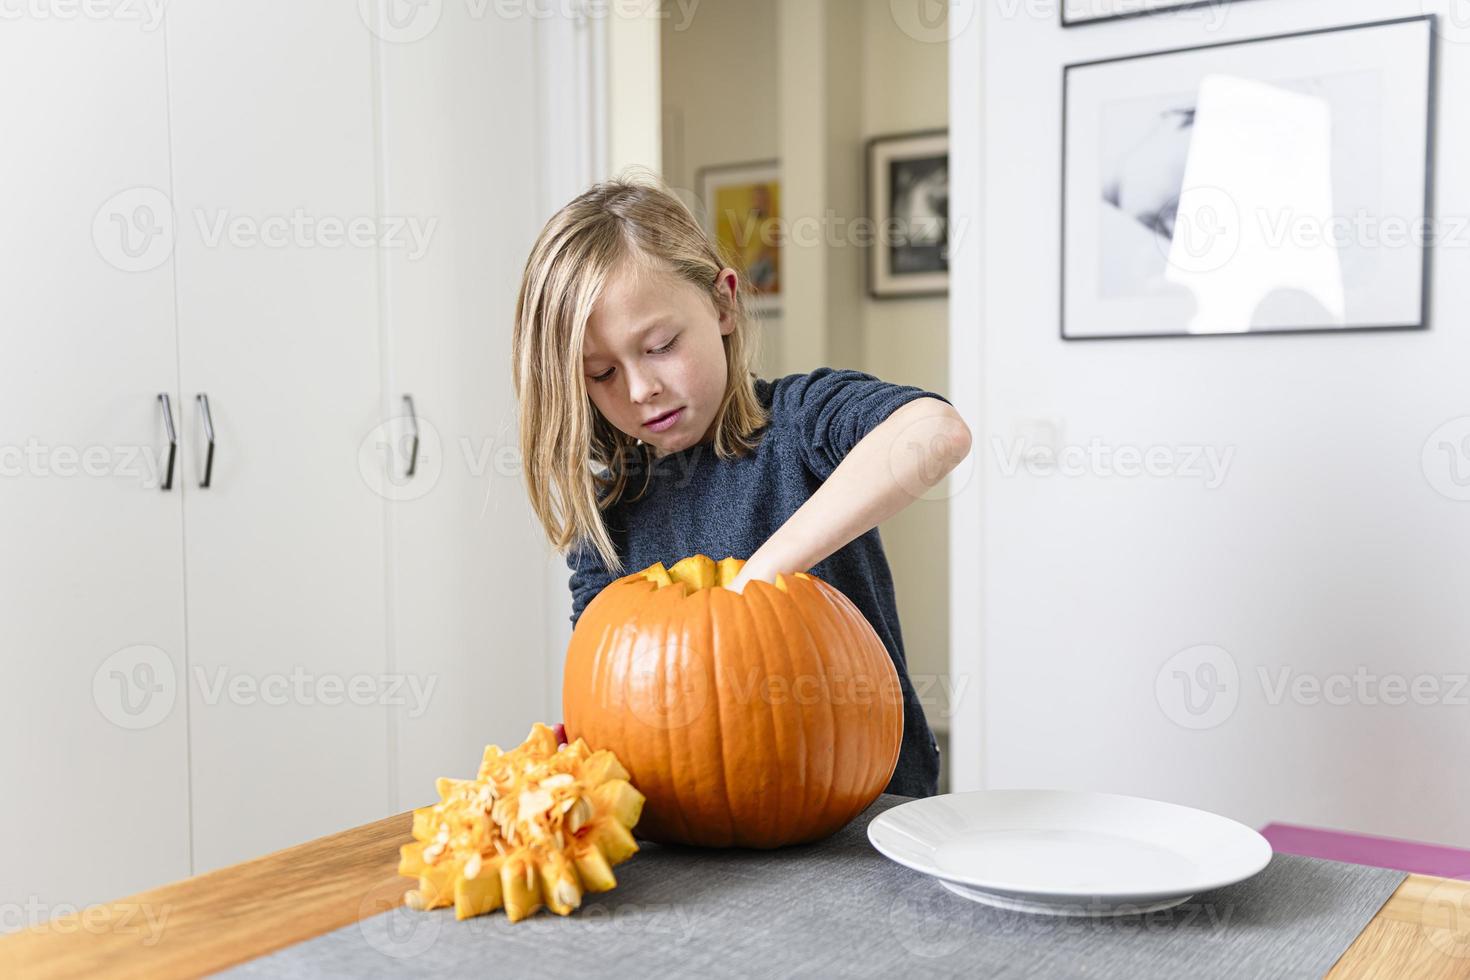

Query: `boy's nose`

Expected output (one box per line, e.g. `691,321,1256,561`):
626,367,661,405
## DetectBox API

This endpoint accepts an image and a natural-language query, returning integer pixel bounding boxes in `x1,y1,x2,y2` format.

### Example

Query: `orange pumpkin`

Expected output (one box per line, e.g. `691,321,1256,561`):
562,555,903,848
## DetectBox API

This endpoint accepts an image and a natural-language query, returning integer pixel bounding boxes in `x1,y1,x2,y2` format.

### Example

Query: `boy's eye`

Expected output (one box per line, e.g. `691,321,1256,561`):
588,335,678,384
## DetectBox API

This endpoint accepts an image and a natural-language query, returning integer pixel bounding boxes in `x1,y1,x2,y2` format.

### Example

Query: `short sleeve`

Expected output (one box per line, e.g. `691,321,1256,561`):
770,367,953,481
567,539,617,628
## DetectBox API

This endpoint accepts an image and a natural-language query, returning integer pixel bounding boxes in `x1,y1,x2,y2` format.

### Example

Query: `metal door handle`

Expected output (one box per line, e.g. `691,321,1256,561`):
158,393,177,491
403,394,419,478
196,393,215,489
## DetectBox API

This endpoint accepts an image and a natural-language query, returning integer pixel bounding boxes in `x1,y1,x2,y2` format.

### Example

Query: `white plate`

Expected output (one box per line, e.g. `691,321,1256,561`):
867,789,1272,917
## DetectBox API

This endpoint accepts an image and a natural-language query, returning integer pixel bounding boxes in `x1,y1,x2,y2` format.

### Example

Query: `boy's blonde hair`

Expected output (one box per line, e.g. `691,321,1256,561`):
512,169,770,575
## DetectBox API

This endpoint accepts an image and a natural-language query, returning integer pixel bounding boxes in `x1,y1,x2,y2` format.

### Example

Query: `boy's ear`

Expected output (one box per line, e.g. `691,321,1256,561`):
714,268,739,336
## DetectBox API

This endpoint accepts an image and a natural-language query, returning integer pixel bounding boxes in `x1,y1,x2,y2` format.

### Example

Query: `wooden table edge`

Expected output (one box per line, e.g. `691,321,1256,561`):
0,809,417,979
3,812,1467,979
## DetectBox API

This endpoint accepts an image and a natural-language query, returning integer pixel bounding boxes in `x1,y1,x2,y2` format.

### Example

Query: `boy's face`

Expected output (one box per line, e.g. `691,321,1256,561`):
583,260,738,460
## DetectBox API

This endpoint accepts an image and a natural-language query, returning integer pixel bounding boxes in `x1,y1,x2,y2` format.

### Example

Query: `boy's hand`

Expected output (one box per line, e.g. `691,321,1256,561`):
724,561,777,595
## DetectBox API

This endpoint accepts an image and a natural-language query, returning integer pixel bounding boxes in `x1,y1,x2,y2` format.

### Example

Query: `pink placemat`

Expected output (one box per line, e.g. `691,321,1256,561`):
1261,822,1470,879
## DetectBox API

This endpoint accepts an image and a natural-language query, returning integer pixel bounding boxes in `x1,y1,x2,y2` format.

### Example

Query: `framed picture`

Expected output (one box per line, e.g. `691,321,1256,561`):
866,129,950,299
1062,16,1436,340
1062,0,1262,28
695,160,781,317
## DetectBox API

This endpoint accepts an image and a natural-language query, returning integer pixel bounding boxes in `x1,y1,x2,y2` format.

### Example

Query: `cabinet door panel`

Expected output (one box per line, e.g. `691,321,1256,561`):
165,0,390,871
0,17,190,909
374,0,552,808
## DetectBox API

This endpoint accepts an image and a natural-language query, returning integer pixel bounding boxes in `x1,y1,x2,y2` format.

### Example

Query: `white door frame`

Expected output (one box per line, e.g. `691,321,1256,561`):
539,0,609,726
948,10,986,795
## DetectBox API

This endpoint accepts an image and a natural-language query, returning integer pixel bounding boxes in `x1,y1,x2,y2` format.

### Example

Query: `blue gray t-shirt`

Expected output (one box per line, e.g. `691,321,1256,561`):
566,367,948,799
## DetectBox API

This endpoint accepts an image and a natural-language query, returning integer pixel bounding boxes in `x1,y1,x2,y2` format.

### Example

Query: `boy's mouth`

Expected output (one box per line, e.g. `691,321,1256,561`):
643,407,683,432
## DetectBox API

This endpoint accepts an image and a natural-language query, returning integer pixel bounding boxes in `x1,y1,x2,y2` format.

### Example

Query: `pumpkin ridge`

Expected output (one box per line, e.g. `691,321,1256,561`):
680,588,723,844
807,578,859,836
829,578,904,801
762,577,815,842
742,580,795,847
726,578,782,846
778,576,836,838
651,597,696,845
831,580,877,818
661,610,691,843
704,587,738,846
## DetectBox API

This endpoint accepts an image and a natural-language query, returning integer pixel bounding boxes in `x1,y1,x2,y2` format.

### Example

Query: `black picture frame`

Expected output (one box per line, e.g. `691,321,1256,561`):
1059,15,1438,342
1061,0,1263,29
865,128,950,301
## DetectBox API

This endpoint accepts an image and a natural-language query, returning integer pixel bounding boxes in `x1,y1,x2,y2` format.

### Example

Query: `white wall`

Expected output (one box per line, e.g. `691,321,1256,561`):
858,0,955,736
960,1,1470,846
660,0,782,377
607,0,662,177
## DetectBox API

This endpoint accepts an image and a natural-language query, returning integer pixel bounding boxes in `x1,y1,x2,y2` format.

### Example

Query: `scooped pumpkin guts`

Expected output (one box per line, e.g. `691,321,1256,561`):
398,723,645,922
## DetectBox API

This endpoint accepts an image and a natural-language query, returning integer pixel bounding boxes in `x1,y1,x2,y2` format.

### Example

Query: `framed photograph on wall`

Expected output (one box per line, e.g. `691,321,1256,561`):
1062,0,1261,28
866,129,949,299
1062,16,1436,340
695,160,781,317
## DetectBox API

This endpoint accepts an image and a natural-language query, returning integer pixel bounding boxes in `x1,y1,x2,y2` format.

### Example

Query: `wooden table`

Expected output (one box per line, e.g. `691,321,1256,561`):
3,810,1468,979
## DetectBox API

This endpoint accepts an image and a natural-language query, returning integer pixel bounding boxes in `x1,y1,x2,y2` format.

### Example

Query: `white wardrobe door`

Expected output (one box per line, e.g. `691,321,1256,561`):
0,18,190,908
165,2,390,870
374,7,552,806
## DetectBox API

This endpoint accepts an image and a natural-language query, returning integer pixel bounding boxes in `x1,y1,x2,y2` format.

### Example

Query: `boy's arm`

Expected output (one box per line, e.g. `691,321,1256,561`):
725,397,972,594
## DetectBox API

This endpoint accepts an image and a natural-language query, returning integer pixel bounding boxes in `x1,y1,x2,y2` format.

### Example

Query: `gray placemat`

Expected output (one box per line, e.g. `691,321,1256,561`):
221,795,1405,979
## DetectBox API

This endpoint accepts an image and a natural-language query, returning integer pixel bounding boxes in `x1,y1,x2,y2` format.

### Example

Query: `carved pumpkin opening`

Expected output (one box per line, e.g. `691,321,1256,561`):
641,554,812,593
